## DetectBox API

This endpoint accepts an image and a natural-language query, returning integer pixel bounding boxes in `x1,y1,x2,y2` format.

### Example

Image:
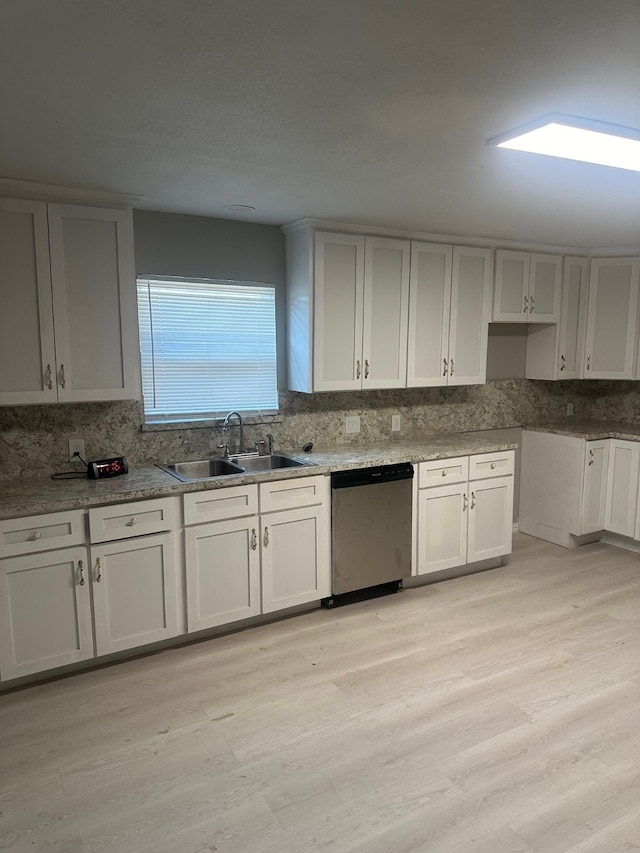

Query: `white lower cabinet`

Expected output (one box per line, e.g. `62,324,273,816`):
90,532,179,655
416,451,514,576
0,545,94,680
605,440,640,538
0,498,180,681
183,475,331,631
519,431,609,546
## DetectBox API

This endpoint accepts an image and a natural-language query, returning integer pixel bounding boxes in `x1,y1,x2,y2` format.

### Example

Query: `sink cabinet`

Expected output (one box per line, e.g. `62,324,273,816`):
184,475,331,630
0,198,140,405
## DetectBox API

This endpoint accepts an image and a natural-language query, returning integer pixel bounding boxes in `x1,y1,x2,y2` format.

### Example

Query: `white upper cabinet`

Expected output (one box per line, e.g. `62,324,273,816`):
286,227,409,392
0,198,140,405
0,199,56,405
525,256,588,380
407,243,491,386
493,249,561,323
584,257,640,379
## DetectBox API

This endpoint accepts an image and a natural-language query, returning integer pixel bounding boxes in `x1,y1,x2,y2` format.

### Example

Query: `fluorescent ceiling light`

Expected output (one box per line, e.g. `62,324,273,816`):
487,115,640,172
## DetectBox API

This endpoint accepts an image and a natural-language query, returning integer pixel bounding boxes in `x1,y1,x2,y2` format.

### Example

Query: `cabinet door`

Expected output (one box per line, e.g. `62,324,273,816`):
313,232,364,391
448,247,492,385
579,441,609,534
492,250,529,321
584,258,640,379
261,504,330,613
416,483,467,574
467,476,513,563
91,533,179,656
0,199,57,405
47,204,140,401
557,257,588,378
362,237,410,388
185,517,260,631
605,440,640,538
0,546,93,680
406,242,452,387
528,254,561,323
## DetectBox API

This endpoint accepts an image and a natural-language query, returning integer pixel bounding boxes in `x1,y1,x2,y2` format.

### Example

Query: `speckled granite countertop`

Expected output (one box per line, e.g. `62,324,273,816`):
525,421,640,441
0,432,517,520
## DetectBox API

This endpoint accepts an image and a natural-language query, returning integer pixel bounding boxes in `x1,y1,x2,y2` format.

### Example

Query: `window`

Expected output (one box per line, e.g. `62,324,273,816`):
136,276,278,423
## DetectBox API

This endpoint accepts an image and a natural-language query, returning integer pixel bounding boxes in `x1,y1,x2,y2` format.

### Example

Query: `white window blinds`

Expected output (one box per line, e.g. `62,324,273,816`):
137,276,278,423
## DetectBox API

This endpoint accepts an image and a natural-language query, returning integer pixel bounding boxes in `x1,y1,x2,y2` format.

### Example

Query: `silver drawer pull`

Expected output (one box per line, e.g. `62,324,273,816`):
441,469,447,477
490,462,496,469
32,530,41,540
129,516,138,526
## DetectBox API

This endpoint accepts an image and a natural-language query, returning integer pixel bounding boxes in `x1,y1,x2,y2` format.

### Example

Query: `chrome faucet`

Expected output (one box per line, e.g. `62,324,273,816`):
222,411,244,454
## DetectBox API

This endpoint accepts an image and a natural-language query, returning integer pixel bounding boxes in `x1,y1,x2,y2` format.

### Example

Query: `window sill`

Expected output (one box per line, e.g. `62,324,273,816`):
140,414,282,433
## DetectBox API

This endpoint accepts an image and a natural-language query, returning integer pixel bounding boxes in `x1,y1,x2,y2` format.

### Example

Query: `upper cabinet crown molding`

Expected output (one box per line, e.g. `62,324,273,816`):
0,177,142,209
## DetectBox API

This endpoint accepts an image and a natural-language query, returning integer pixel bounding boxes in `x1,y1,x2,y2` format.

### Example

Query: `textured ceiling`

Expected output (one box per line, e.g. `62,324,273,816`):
1,0,639,248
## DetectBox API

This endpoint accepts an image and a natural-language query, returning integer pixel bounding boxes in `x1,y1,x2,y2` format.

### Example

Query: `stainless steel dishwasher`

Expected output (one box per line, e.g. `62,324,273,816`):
328,462,414,604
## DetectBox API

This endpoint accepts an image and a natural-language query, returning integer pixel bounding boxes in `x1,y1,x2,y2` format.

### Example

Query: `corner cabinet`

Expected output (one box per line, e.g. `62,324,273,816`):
407,243,492,386
519,431,609,547
0,198,140,405
525,256,589,380
583,257,640,379
285,227,410,392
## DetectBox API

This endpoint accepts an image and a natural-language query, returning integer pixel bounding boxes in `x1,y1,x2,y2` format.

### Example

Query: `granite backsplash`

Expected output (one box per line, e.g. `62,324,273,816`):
1,378,638,481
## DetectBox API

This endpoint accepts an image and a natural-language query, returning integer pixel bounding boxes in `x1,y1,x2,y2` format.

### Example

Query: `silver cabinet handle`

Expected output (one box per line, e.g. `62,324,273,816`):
588,449,594,466
450,358,454,376
130,516,138,526
95,557,102,582
263,526,269,548
32,530,41,540
364,359,370,379
560,354,566,371
490,462,496,469
59,363,67,389
463,493,468,511
586,355,591,371
530,296,535,314
470,491,476,509
45,364,54,390
250,528,257,551
523,295,529,313
441,469,447,477
356,360,361,379
443,358,448,376
78,559,85,586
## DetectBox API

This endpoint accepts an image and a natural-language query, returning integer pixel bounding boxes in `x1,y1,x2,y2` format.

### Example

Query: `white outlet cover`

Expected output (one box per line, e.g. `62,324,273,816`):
345,416,360,434
391,414,401,431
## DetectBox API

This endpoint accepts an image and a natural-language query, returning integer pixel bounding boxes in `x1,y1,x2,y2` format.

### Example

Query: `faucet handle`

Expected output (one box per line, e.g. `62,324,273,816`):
266,433,274,453
255,440,267,456
217,443,230,458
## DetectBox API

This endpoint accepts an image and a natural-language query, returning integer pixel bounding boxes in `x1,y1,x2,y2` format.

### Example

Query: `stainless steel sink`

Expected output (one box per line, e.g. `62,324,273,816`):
158,458,245,481
158,452,313,481
230,453,310,472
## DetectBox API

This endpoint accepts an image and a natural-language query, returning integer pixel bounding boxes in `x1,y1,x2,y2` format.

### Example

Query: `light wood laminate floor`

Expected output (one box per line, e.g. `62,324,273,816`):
3,533,640,852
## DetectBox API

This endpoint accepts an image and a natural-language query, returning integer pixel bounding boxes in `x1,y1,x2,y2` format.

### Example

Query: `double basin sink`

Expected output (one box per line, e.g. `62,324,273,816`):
158,452,312,482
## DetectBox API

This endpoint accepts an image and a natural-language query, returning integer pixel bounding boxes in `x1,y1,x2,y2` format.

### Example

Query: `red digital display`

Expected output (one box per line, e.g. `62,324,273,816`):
87,456,129,479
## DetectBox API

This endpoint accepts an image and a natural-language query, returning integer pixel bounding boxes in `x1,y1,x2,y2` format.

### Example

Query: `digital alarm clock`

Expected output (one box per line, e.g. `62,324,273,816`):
87,456,129,479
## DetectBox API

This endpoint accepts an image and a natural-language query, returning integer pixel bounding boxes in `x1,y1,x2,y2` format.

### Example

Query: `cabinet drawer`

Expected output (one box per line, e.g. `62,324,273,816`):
0,510,86,558
89,497,177,543
469,450,514,480
418,457,469,488
259,475,329,513
183,484,258,526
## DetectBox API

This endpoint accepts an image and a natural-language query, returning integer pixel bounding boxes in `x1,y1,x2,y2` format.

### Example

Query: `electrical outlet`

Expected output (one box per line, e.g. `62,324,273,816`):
391,414,401,432
68,438,85,462
345,415,360,434
567,403,574,416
